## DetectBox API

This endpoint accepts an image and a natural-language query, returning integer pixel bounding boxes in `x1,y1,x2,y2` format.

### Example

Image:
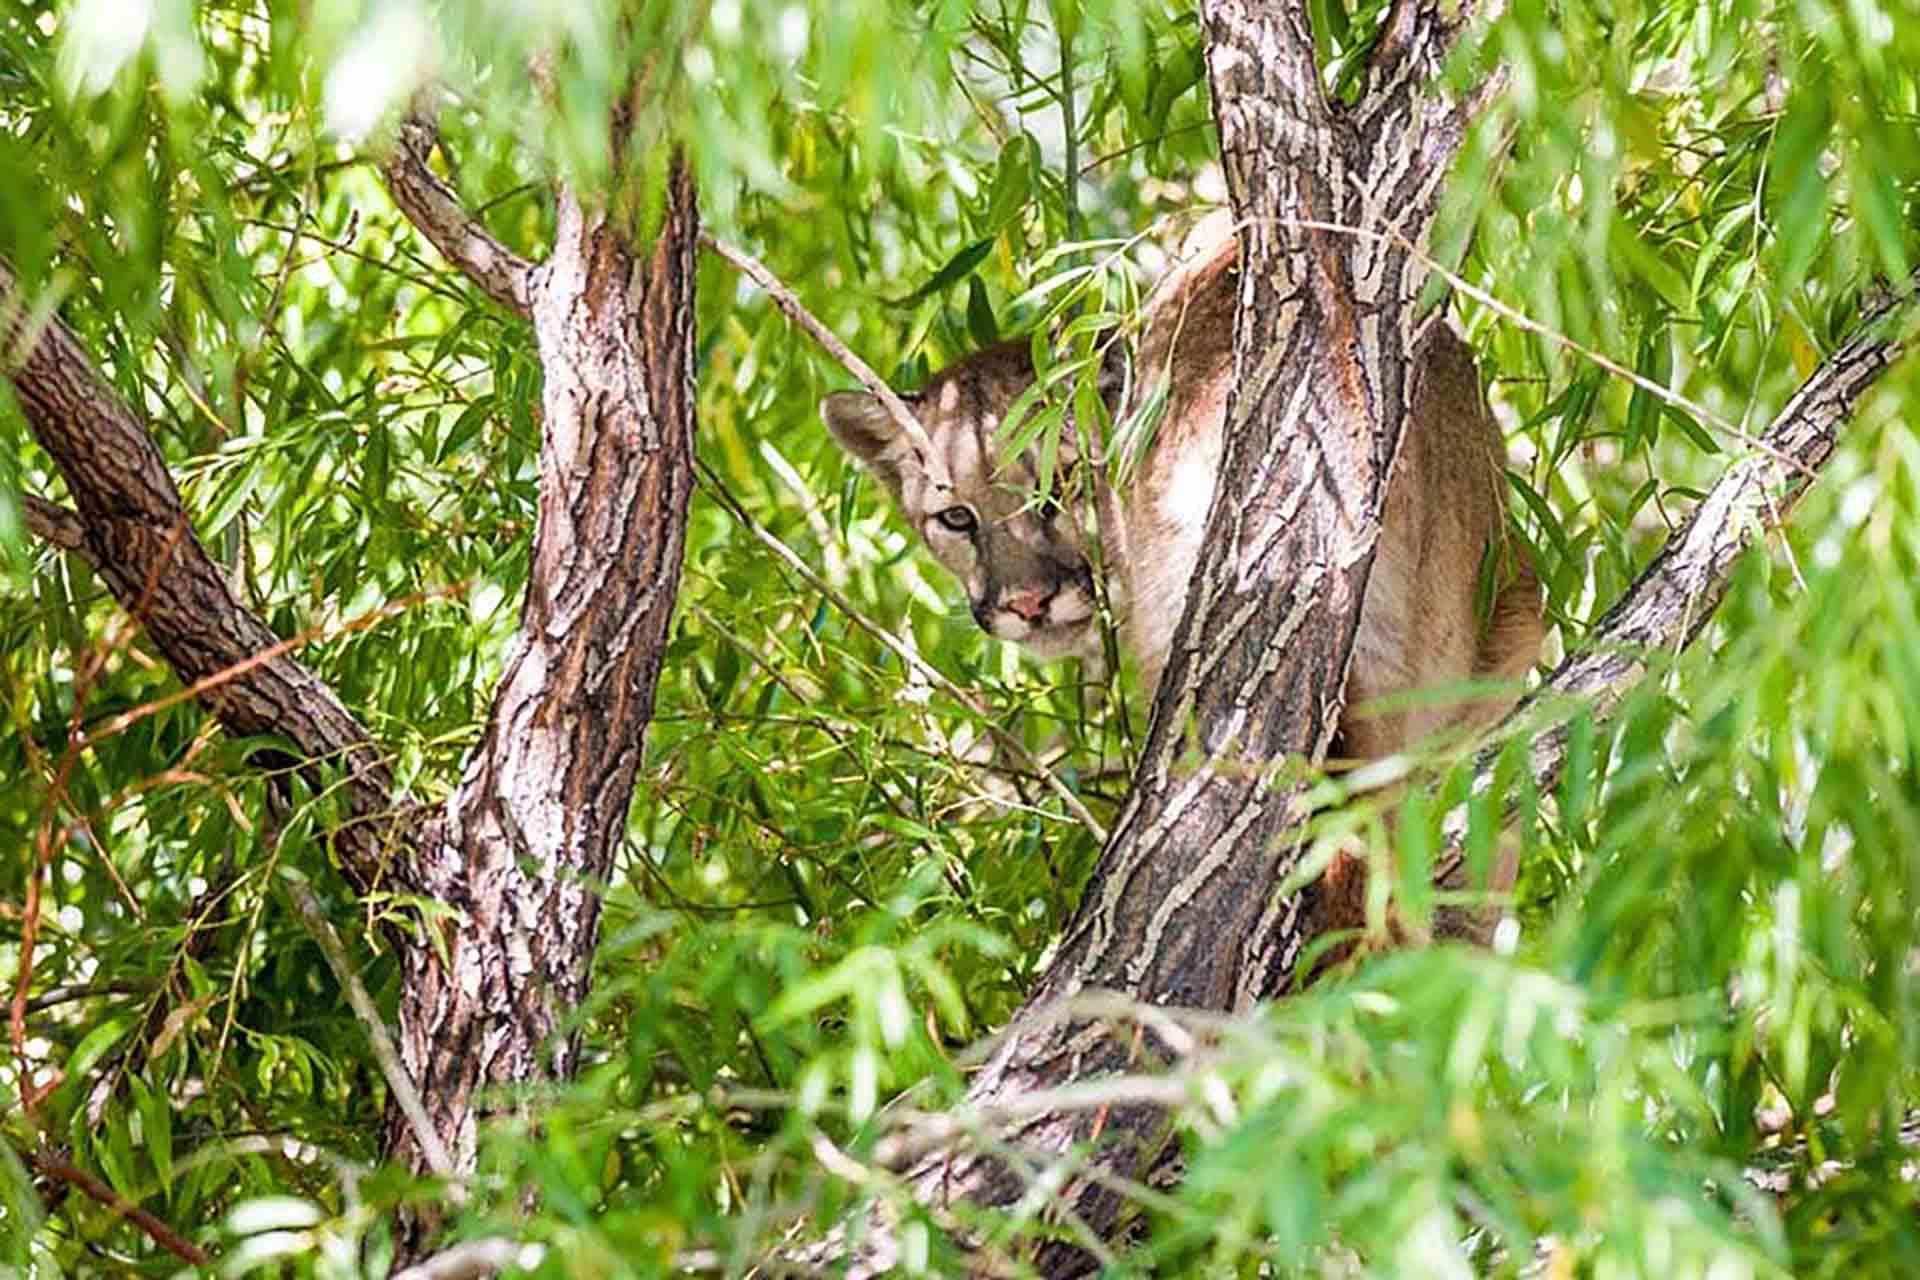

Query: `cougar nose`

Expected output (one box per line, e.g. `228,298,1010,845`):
999,587,1054,625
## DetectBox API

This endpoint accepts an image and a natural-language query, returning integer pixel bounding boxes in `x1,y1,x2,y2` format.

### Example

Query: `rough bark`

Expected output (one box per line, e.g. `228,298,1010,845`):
378,157,700,1206
823,4,1918,1276
382,113,537,318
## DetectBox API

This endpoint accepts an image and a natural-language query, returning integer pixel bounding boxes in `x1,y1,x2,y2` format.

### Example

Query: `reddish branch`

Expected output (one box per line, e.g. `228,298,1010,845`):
28,1149,211,1266
13,483,198,1095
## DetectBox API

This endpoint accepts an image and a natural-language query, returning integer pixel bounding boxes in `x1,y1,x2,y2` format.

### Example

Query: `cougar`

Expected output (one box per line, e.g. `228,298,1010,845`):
823,225,1543,767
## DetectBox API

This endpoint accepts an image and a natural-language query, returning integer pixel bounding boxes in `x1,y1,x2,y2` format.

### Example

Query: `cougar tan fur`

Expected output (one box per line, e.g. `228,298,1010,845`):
823,227,1543,763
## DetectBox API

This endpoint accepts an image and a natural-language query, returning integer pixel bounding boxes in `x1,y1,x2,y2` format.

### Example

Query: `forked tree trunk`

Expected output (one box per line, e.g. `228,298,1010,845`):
842,3,1918,1274
6,123,701,1270
847,2,1501,1274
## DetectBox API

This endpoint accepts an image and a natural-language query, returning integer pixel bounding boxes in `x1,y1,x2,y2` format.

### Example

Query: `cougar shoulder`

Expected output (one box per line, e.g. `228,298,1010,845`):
1118,229,1544,758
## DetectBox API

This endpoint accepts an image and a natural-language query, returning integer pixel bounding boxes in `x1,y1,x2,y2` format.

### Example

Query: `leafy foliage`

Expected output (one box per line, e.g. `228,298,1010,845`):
1,0,1917,1275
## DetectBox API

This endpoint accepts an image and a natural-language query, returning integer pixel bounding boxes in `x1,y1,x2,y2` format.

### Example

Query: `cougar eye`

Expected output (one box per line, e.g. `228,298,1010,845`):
933,506,978,534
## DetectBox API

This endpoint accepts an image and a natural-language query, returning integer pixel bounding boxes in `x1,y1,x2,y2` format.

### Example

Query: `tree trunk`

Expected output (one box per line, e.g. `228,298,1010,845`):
828,6,1920,1273
828,4,1496,1275
7,126,702,1269
379,161,700,1247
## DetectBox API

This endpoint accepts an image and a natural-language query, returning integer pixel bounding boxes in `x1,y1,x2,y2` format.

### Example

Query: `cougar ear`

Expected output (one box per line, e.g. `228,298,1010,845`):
822,390,926,499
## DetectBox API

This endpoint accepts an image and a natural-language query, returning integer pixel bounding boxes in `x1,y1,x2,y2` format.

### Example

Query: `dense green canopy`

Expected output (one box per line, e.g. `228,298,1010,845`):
2,0,1917,1274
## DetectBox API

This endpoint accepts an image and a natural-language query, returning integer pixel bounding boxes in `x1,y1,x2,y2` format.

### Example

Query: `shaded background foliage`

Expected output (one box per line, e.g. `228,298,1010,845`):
0,0,1917,1274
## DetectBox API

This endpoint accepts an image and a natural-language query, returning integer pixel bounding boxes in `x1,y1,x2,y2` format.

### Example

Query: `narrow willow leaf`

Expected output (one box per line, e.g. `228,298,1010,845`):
887,238,995,308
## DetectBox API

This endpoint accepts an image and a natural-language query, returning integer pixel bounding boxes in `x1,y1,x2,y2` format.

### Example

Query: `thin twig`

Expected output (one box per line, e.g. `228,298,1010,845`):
15,508,191,1106
1272,214,1821,478
282,877,456,1179
26,1149,211,1266
22,981,156,1014
700,233,951,488
1431,265,1919,877
74,586,466,754
695,457,1108,843
1058,10,1080,244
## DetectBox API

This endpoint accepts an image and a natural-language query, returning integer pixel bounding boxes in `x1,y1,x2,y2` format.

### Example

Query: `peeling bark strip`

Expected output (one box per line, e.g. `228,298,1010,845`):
0,261,399,888
381,160,700,1184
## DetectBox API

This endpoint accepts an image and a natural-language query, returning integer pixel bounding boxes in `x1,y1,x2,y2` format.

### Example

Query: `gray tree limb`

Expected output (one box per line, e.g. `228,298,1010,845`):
1430,274,1919,884
382,112,538,317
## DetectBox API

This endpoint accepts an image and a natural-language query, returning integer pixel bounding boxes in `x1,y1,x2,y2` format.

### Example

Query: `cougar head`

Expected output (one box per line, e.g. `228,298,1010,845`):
822,341,1101,662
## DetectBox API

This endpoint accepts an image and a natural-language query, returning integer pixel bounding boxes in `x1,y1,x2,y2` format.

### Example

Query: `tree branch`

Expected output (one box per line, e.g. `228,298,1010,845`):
25,1148,211,1267
380,159,702,1251
1351,0,1502,260
1364,0,1498,91
802,8,1488,1275
284,876,455,1179
1202,1,1329,153
0,262,402,892
1430,273,1919,881
381,112,537,317
20,493,87,555
701,232,951,488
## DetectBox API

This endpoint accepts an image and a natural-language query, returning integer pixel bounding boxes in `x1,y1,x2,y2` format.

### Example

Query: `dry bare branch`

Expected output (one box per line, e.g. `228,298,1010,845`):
701,232,952,488
284,876,455,1179
20,493,87,555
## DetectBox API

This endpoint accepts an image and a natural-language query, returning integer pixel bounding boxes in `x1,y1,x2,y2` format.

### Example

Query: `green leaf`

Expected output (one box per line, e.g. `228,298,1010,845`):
966,277,998,347
983,136,1035,232
1666,404,1722,454
1623,319,1671,451
133,1074,174,1192
63,1017,133,1092
200,460,258,540
887,238,995,308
